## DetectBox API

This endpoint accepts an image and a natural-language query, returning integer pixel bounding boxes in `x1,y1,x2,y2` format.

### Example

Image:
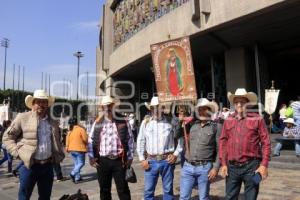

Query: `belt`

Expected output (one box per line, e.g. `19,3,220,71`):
147,153,172,161
101,155,121,160
33,157,52,165
229,159,256,167
186,160,209,166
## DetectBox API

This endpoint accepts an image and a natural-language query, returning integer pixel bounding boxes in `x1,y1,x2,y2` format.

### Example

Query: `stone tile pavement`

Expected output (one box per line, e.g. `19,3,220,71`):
1,153,300,200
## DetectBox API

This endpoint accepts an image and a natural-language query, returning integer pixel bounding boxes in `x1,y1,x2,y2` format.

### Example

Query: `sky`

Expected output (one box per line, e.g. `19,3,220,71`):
0,0,105,100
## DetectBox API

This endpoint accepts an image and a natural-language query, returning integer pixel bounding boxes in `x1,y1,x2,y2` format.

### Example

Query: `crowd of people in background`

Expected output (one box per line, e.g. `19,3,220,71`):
0,87,299,200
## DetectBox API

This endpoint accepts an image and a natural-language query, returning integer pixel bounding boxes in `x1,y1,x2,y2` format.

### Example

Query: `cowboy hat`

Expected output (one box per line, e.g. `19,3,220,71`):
195,98,219,113
25,89,55,109
99,95,118,106
283,118,297,126
227,88,258,105
145,96,159,110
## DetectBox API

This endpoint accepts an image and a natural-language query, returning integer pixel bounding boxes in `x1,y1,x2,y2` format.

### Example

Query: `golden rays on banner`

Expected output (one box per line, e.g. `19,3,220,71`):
150,36,197,103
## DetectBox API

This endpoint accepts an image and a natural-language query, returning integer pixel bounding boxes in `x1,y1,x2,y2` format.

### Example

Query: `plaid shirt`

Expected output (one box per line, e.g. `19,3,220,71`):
219,112,271,167
88,118,134,160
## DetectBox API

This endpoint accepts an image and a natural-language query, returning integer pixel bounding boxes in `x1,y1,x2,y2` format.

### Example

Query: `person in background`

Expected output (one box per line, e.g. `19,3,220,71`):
0,120,13,173
171,104,190,168
221,107,230,120
273,118,300,157
128,113,138,142
66,118,88,184
285,100,294,118
279,103,287,129
291,96,300,127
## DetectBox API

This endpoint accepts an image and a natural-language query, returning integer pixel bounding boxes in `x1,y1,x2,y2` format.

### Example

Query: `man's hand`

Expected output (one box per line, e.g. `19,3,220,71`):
141,160,150,170
255,165,268,180
220,165,228,178
126,159,133,168
167,154,177,164
89,158,99,168
208,168,218,181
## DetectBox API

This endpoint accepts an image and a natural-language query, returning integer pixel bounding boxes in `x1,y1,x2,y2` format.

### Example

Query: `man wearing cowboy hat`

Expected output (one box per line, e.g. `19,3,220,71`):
273,118,300,157
137,96,183,200
3,89,65,200
88,95,134,200
219,88,271,200
179,98,222,200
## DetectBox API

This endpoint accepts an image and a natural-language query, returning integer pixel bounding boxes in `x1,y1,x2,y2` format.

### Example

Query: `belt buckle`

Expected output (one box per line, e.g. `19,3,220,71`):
157,155,163,160
107,155,118,160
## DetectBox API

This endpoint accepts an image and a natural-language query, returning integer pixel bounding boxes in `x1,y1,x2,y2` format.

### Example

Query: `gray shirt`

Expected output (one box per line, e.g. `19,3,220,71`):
185,121,221,169
34,116,52,160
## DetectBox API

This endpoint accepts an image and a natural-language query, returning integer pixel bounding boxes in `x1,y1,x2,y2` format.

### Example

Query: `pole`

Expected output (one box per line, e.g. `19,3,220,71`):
41,72,44,89
210,56,215,97
13,64,15,90
73,51,84,100
18,65,20,91
22,66,25,92
49,74,51,95
1,38,9,90
77,57,80,100
3,46,7,90
254,44,262,103
45,73,47,93
63,78,65,97
86,71,89,100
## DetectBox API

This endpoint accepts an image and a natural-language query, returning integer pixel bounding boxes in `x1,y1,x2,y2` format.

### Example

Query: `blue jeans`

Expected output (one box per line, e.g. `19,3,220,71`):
15,161,24,171
0,147,12,172
180,161,212,200
144,159,175,200
70,152,85,181
18,163,54,200
225,160,260,200
274,141,300,155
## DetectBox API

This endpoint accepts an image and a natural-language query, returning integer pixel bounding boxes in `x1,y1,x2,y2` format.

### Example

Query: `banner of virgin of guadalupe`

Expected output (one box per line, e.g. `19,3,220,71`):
150,36,197,103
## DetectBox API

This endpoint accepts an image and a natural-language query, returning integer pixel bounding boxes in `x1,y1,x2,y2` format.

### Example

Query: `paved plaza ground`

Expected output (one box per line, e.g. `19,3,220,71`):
0,133,299,200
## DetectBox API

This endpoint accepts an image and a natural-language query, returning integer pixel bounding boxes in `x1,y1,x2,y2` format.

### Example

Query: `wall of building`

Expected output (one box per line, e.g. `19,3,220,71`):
107,0,285,77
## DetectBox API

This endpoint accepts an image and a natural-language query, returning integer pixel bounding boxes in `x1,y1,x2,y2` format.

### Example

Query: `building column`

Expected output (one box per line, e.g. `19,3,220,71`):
224,47,256,93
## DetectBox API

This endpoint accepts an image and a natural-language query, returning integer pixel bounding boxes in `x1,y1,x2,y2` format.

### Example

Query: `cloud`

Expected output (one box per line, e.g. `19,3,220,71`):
70,20,100,32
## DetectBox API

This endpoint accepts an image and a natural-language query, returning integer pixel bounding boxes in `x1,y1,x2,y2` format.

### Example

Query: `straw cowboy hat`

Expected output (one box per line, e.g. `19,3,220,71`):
227,88,258,105
195,98,219,113
283,118,297,126
25,89,55,109
100,95,119,106
145,96,159,110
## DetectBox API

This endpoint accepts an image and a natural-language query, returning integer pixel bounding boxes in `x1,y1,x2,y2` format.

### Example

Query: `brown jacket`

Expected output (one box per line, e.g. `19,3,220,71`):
3,111,65,168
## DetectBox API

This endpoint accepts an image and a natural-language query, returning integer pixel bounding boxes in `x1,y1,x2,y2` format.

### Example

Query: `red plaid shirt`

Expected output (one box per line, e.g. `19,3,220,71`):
219,112,271,167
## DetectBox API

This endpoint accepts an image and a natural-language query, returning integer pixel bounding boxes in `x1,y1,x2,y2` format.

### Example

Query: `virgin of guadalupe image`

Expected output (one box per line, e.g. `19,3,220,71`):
166,48,183,96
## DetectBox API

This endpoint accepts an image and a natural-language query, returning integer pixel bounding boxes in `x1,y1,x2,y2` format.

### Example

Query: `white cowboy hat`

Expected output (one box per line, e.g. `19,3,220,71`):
25,89,55,109
195,98,219,113
283,118,297,125
100,95,118,106
227,88,258,105
145,96,159,110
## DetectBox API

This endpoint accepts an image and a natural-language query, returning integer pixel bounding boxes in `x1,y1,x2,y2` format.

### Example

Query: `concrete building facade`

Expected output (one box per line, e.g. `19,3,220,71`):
96,0,300,119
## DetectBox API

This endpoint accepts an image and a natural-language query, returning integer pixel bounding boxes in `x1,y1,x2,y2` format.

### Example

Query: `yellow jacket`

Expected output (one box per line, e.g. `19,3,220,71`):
66,125,88,152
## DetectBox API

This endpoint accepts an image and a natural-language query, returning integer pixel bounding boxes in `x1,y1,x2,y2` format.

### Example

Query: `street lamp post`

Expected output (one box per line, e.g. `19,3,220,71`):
73,51,84,100
1,38,9,90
